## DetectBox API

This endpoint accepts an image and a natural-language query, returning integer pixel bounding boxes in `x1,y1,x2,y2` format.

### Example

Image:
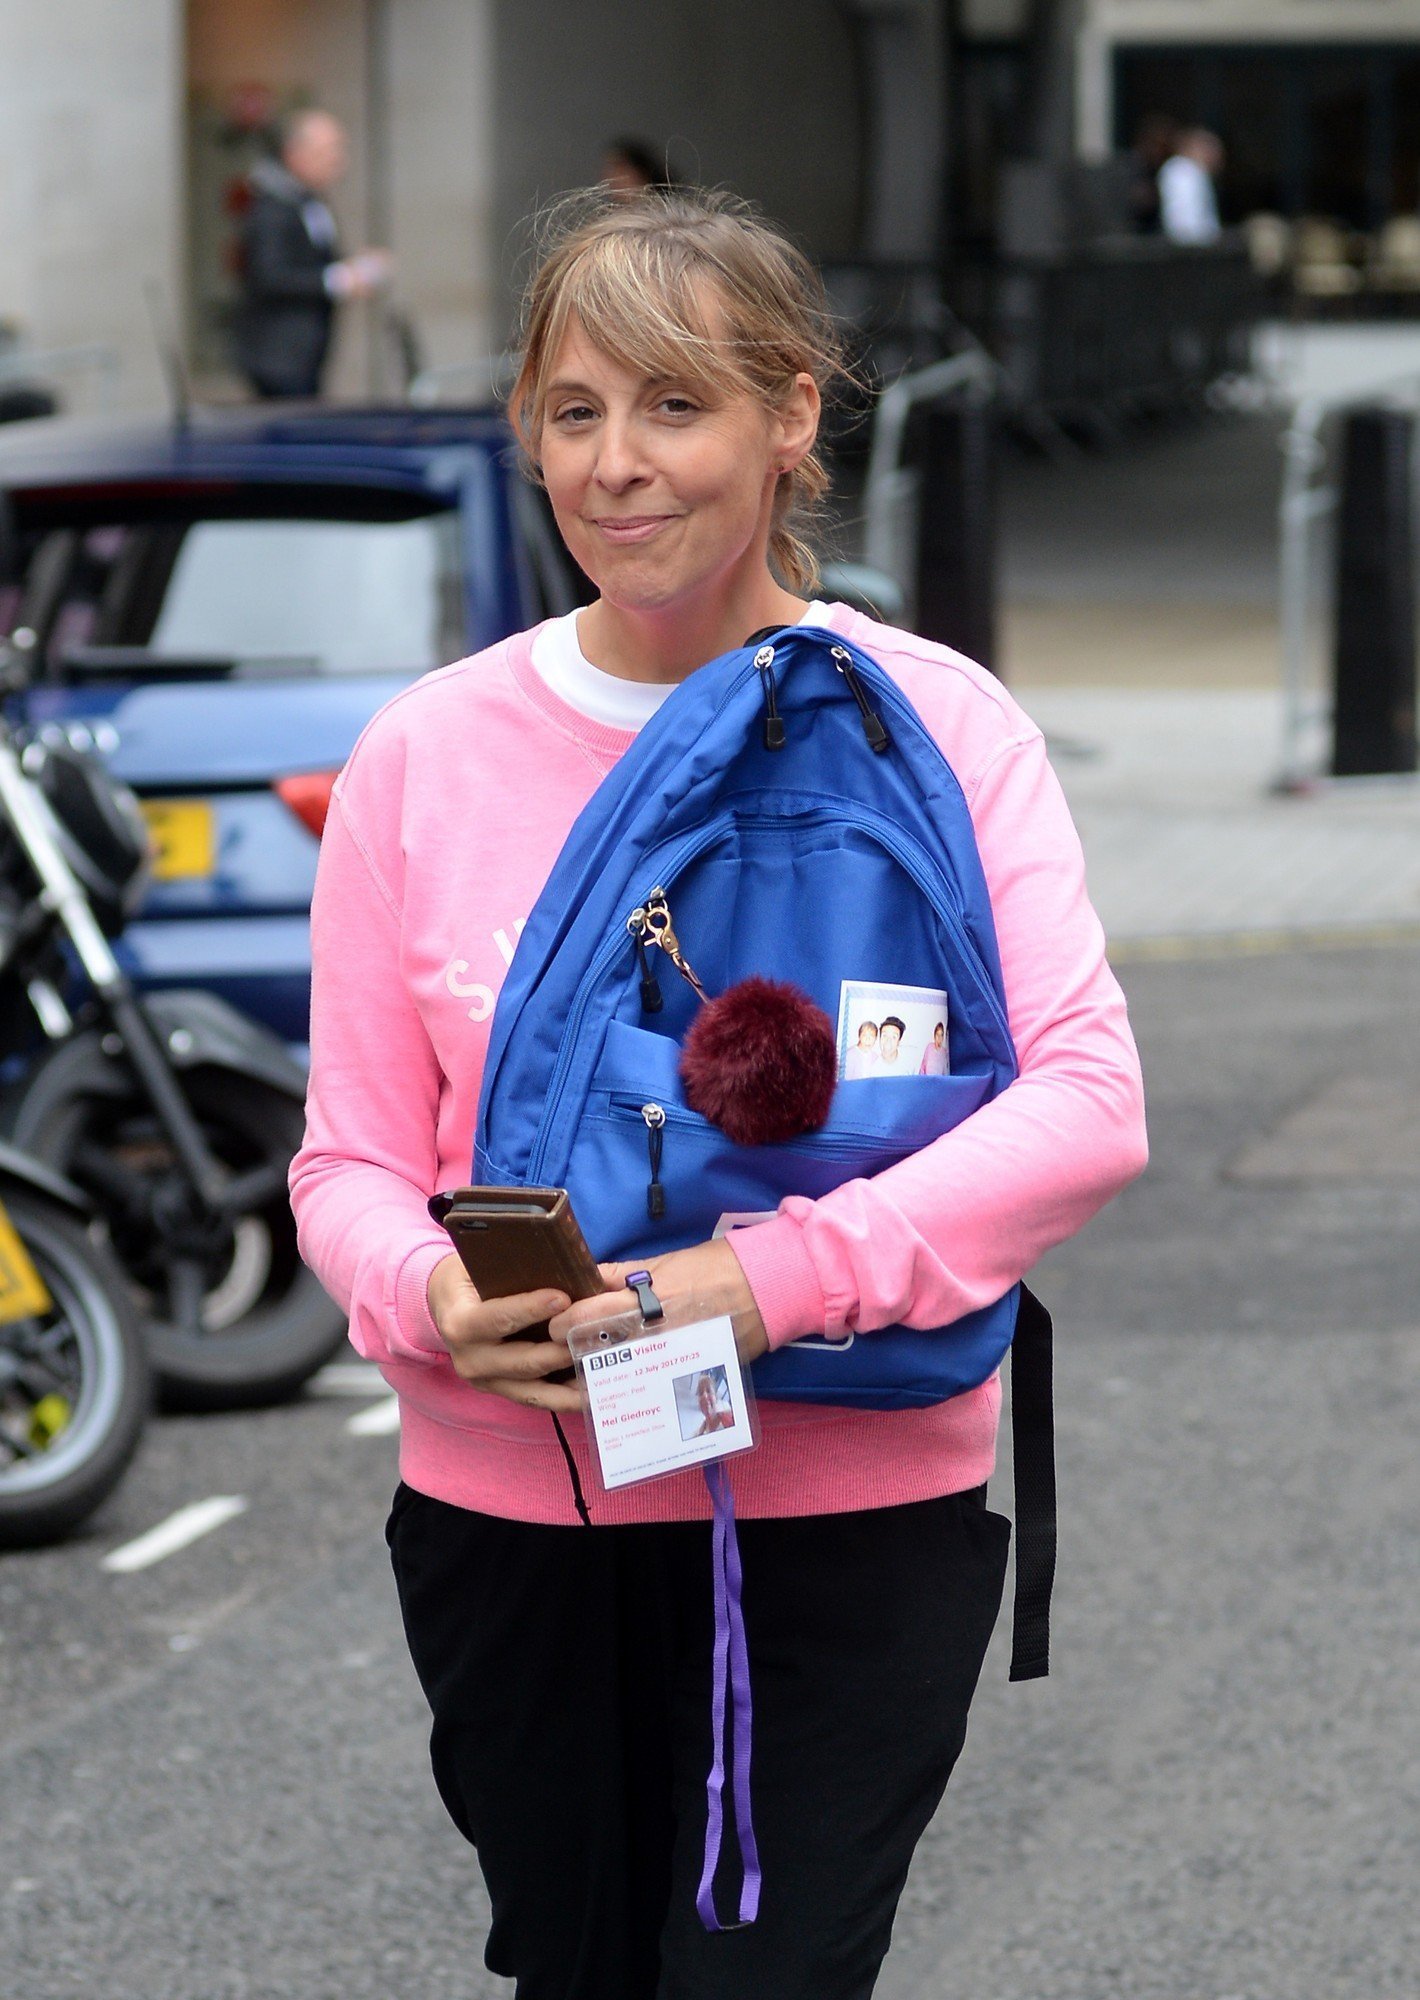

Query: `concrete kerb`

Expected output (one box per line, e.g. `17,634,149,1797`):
1014,678,1420,947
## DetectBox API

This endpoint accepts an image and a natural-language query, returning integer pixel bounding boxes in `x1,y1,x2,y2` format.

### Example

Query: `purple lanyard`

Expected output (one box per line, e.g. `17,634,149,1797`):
596,1275,761,1929
696,1460,761,1931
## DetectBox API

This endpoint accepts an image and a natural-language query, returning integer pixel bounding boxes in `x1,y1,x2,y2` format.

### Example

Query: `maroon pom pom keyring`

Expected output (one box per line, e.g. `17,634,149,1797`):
627,888,838,1147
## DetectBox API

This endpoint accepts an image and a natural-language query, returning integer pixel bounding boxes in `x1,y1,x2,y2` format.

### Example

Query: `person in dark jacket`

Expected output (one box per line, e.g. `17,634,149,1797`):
235,109,392,400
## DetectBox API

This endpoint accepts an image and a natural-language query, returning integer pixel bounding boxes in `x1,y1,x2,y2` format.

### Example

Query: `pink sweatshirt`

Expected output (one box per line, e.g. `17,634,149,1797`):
290,604,1147,1525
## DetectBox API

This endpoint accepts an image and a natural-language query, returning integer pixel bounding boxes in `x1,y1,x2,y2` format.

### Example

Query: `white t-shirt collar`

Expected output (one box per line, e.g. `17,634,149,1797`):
529,602,838,731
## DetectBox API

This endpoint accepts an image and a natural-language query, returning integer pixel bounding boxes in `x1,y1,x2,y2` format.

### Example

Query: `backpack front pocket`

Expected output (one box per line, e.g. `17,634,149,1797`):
571,1018,996,1262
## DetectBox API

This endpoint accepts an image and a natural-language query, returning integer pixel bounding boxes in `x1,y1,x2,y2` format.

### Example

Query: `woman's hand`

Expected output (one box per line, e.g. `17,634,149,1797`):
426,1254,584,1411
549,1237,770,1365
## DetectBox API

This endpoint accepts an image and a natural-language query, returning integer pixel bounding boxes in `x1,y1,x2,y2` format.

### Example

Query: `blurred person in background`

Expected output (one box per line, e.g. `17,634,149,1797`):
1159,128,1225,246
601,135,677,200
1127,113,1181,235
234,108,392,400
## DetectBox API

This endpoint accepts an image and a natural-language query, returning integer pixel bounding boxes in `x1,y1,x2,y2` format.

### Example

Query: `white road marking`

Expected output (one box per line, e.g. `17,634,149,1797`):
307,1361,387,1397
101,1495,249,1575
346,1396,401,1437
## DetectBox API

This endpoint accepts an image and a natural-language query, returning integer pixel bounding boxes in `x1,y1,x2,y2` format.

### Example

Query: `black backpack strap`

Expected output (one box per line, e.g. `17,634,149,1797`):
1008,1284,1055,1682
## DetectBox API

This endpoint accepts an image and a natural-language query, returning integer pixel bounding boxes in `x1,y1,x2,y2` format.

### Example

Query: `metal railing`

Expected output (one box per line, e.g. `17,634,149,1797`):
860,350,996,607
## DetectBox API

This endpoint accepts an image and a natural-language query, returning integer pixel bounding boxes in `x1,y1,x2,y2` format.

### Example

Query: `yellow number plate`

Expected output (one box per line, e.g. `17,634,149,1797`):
0,1197,52,1323
142,799,216,881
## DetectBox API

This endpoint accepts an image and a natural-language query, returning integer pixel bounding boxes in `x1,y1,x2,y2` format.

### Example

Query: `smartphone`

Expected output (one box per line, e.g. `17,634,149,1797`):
428,1185,606,1335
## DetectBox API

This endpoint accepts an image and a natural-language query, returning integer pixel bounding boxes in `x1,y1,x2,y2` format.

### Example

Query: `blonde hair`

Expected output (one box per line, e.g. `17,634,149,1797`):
509,187,850,594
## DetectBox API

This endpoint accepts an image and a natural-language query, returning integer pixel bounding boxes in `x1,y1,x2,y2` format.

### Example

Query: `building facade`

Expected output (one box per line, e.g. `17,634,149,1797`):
0,0,916,411
0,0,185,410
3,0,1420,415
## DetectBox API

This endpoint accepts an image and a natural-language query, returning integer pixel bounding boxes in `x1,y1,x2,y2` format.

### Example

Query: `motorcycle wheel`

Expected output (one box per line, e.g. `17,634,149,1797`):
0,1194,149,1548
11,1063,346,1412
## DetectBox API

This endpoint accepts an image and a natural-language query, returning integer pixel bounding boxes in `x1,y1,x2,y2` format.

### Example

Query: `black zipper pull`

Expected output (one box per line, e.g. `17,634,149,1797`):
754,644,786,751
831,645,890,753
627,908,663,1012
641,1103,667,1219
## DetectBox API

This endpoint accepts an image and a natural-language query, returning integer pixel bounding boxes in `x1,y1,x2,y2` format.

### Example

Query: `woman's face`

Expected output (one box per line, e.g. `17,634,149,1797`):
537,312,817,616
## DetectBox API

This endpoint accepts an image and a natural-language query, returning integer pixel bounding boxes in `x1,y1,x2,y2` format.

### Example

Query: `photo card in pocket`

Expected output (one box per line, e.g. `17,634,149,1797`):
836,980,951,1081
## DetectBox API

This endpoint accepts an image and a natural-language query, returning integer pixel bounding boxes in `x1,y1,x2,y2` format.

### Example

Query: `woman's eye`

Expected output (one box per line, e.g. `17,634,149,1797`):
554,403,597,426
658,396,697,417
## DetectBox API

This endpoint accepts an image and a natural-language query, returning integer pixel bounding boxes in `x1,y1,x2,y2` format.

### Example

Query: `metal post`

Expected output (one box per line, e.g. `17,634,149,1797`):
860,351,995,624
1332,406,1418,775
912,398,998,671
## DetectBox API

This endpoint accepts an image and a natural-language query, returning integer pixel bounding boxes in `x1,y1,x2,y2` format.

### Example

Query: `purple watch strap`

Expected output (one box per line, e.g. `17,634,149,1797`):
695,1460,761,1930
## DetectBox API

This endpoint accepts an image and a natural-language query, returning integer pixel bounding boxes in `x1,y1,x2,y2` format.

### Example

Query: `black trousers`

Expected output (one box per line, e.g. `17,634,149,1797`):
387,1482,1010,2000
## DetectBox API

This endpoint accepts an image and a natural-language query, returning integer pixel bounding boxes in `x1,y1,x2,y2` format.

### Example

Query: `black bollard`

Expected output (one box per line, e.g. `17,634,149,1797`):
911,397,998,675
1332,406,1418,775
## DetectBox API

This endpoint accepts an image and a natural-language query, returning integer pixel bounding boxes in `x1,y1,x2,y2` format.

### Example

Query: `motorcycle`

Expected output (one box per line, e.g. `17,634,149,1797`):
0,1137,148,1547
0,700,345,1409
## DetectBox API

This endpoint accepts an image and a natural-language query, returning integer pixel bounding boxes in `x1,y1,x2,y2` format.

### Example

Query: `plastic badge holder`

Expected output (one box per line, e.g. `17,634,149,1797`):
565,1275,759,1499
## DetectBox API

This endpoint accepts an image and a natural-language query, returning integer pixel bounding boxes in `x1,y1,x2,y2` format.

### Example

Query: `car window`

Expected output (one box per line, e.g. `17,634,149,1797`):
3,509,467,679
148,514,464,673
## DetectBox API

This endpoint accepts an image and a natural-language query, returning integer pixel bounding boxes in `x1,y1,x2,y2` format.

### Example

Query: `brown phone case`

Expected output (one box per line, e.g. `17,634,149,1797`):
429,1186,605,1321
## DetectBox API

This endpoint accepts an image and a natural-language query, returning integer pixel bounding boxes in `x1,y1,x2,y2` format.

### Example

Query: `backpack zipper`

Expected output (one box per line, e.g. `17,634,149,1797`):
611,1087,953,1219
640,1102,667,1218
609,1090,957,1153
755,644,787,751
635,803,1009,1052
525,823,729,1180
831,646,891,753
627,911,664,1012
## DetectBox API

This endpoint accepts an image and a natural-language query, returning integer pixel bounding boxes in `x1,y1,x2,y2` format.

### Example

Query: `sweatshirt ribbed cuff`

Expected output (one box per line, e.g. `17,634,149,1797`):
723,1216,829,1350
391,1238,458,1360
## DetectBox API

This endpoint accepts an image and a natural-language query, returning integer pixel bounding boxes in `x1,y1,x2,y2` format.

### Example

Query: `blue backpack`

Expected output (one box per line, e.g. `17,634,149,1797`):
477,623,1054,1678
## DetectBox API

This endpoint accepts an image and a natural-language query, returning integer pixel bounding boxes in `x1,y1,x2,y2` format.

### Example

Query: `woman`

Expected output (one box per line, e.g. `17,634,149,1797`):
845,1018,880,1080
291,187,1147,2000
691,1370,735,1437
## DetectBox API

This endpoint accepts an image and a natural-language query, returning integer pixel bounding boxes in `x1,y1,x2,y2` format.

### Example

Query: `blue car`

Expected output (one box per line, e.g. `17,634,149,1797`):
0,404,582,1048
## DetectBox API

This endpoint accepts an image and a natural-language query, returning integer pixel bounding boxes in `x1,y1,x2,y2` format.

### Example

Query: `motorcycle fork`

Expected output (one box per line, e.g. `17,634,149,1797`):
0,734,231,1213
102,995,233,1212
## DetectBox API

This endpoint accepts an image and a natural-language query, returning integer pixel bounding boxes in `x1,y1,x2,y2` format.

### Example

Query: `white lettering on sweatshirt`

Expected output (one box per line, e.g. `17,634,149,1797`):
443,918,526,1020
